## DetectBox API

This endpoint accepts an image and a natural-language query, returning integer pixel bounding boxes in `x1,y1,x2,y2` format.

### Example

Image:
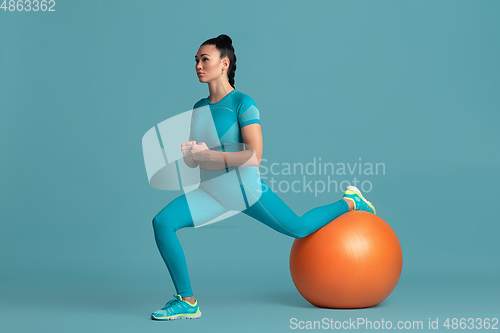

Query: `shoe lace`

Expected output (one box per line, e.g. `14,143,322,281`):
162,295,182,310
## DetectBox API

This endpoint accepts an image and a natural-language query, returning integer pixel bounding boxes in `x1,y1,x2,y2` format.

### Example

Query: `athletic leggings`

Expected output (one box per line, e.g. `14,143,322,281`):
152,167,349,297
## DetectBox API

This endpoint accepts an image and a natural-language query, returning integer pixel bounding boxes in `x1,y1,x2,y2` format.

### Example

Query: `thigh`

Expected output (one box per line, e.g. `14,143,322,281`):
199,168,248,212
154,188,231,229
185,187,234,227
241,178,305,238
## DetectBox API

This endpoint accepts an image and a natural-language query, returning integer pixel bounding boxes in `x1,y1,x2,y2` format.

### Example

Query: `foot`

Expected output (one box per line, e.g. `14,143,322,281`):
151,294,201,320
342,186,376,215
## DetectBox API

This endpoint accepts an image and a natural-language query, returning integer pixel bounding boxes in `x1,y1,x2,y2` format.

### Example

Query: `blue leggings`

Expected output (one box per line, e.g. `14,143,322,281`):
152,176,349,297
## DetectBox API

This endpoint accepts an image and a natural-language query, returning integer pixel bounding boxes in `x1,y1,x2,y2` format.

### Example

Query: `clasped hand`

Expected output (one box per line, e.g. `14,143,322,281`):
180,140,211,161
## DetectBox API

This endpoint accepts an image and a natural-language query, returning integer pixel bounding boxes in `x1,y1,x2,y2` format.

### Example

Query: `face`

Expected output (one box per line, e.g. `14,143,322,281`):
195,44,229,83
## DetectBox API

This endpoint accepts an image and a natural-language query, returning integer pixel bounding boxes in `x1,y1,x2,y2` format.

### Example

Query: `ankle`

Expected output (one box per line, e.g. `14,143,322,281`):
182,296,195,305
343,198,354,211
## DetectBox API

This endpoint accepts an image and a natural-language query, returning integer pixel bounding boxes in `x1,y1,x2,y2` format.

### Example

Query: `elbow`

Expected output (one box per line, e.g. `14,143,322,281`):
244,155,261,167
254,152,262,166
245,147,262,167
256,151,263,166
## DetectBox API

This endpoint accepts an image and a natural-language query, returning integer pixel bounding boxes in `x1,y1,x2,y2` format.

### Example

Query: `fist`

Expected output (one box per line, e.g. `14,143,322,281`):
191,142,211,161
181,141,197,157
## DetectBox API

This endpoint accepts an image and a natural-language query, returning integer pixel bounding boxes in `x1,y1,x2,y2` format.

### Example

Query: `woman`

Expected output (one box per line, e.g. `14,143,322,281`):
150,34,376,320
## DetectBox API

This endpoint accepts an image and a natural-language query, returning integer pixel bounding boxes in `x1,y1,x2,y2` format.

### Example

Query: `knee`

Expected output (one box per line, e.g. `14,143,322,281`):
294,228,310,239
152,215,159,229
152,213,190,232
152,215,174,231
295,232,308,239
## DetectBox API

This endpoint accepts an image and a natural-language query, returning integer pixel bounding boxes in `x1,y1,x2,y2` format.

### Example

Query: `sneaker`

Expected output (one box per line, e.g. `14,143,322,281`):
151,294,201,320
342,186,376,215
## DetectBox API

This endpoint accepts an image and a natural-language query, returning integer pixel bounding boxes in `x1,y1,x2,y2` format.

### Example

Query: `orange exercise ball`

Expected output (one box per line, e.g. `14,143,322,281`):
289,211,403,309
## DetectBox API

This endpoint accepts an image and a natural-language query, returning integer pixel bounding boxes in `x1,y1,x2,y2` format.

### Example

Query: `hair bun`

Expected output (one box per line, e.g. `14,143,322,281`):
218,34,232,45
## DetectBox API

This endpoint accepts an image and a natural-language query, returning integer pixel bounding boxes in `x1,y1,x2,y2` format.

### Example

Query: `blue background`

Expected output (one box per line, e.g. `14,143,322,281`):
1,0,499,332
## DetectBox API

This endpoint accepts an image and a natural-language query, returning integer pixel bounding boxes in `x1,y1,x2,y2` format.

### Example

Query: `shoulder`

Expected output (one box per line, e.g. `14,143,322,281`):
192,98,207,110
232,90,259,116
232,90,260,127
232,90,257,106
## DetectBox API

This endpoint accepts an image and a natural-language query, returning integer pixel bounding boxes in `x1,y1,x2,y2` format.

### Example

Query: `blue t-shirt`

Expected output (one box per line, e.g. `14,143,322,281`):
190,89,260,153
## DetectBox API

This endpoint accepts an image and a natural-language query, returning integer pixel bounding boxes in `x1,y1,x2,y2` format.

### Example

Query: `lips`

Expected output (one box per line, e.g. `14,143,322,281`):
197,73,204,75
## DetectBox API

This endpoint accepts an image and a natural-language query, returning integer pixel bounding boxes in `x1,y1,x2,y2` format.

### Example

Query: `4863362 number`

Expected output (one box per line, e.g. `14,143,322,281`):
1,0,56,11
443,317,499,330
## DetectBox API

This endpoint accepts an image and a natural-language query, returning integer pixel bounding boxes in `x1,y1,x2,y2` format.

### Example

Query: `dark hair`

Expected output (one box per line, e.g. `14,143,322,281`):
201,34,237,89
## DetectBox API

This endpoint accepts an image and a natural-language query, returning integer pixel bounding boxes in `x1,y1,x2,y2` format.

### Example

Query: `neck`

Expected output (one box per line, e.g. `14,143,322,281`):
207,78,234,103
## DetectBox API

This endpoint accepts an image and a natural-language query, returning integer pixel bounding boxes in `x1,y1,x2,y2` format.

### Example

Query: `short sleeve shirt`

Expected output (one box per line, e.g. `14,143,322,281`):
190,89,260,152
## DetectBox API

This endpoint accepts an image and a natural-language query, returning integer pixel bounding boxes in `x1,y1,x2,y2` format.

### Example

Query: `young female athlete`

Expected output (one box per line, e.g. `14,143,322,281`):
150,34,376,320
